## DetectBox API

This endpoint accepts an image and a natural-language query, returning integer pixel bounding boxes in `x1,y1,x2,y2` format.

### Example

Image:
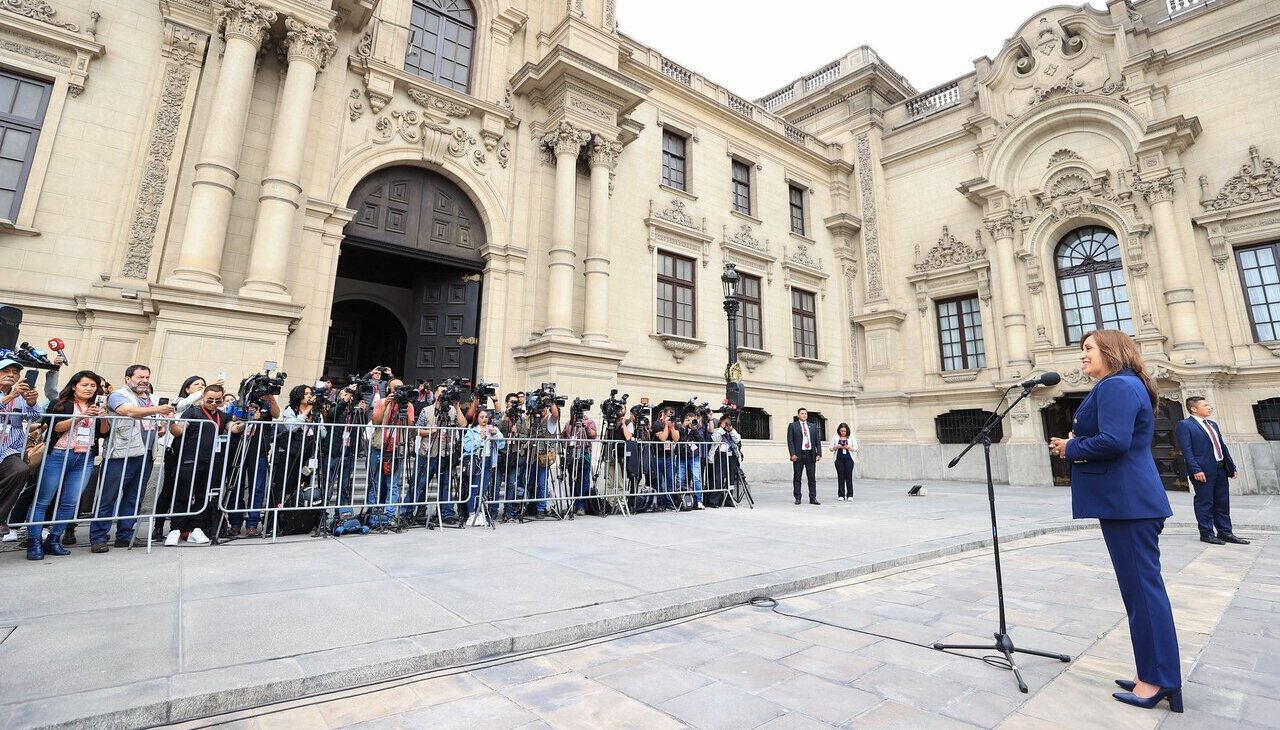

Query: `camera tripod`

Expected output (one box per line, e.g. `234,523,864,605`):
591,424,628,516
726,443,754,508
314,401,368,538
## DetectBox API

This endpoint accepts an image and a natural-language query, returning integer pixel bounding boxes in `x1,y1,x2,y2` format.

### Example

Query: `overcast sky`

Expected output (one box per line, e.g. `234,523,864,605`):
617,1,1109,99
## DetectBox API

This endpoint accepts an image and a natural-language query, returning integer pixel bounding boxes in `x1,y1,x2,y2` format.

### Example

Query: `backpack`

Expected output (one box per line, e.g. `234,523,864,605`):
629,486,656,514
679,493,696,511
583,487,607,517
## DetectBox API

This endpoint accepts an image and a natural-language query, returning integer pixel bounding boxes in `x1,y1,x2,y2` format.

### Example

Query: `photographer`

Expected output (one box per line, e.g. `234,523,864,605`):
324,385,367,517
513,385,560,519
89,365,175,552
277,384,326,510
678,407,710,510
368,378,415,523
461,408,505,521
561,399,598,515
363,366,391,408
225,398,276,537
165,384,244,546
495,392,523,522
709,414,742,508
651,406,680,510
414,382,466,525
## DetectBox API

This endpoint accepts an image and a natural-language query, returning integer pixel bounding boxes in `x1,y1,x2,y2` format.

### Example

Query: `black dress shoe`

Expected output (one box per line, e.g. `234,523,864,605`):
1200,534,1225,545
1115,679,1136,691
1218,533,1250,544
794,499,802,505
809,499,821,505
1112,687,1183,712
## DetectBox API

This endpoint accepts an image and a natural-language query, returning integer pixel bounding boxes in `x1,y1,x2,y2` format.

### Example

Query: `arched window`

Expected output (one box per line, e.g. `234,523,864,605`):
405,0,475,93
1054,226,1133,344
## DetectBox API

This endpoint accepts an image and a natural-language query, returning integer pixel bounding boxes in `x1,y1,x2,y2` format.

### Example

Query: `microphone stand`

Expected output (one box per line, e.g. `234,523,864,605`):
933,383,1071,692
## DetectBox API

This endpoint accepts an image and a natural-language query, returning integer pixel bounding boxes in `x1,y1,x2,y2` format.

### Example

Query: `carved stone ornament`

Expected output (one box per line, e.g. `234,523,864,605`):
787,242,823,270
736,348,771,373
587,136,622,169
914,226,986,272
1200,145,1280,211
856,133,884,301
1062,368,1096,386
0,0,80,31
653,334,704,363
1047,149,1082,168
354,31,373,60
347,88,364,121
726,223,767,253
654,198,698,229
283,18,337,70
1133,174,1175,205
407,88,471,118
539,120,590,158
121,61,193,278
793,358,828,381
217,0,276,47
984,214,1016,240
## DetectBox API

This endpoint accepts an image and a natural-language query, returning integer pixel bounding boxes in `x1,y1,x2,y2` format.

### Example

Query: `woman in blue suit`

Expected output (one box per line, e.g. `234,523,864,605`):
1049,329,1182,713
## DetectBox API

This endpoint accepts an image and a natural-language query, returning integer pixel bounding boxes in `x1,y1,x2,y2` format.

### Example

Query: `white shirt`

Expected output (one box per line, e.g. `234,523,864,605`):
1191,415,1223,461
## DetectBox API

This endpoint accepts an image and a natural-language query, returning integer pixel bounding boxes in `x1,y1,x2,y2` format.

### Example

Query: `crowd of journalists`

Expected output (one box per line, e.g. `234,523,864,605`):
0,356,750,560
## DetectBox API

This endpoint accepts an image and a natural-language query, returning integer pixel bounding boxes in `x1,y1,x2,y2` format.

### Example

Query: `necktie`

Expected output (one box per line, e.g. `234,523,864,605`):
1204,419,1223,461
801,424,810,451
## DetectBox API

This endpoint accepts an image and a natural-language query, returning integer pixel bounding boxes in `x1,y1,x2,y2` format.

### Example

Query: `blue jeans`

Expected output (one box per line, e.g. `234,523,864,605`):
655,454,676,508
229,454,269,528
366,448,403,514
90,455,153,543
416,454,454,519
520,461,549,513
31,449,94,538
464,456,492,517
501,460,522,517
681,452,703,504
568,456,592,510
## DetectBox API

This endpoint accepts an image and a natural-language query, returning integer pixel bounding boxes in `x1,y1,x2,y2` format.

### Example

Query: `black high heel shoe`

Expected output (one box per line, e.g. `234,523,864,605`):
1114,679,1136,691
1112,687,1183,713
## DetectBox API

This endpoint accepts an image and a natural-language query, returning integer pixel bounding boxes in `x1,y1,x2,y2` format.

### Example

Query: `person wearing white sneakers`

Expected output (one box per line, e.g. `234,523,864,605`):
830,423,858,501
165,384,243,546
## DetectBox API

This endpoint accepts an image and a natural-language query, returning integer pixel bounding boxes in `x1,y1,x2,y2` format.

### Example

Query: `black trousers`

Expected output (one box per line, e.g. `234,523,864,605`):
792,452,816,500
835,456,854,498
0,453,31,526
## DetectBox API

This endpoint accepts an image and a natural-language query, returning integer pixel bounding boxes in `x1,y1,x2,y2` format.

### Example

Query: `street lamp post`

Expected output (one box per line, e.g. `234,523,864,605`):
721,263,744,418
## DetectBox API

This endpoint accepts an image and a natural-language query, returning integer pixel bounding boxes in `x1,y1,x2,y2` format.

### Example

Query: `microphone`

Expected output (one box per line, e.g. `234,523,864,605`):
47,337,68,365
1015,371,1061,389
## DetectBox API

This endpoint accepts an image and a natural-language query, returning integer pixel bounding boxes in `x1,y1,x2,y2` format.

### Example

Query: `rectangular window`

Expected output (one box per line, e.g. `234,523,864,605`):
737,407,770,440
0,70,52,220
731,159,751,214
791,288,817,359
1237,242,1280,342
789,184,806,236
936,295,987,371
661,130,687,191
657,251,696,337
735,273,762,350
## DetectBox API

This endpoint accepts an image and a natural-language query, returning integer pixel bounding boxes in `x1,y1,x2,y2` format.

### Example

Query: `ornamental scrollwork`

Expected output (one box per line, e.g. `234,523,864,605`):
914,226,986,272
726,223,766,252
1062,368,1095,386
407,88,471,118
856,133,884,301
1199,145,1280,211
587,136,622,169
788,243,823,270
539,120,590,158
654,198,699,229
347,88,364,121
373,109,425,144
1133,174,1175,205
0,0,80,31
1047,149,1082,168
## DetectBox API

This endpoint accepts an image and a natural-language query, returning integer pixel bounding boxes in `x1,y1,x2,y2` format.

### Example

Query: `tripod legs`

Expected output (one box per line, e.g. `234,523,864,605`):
933,633,1070,693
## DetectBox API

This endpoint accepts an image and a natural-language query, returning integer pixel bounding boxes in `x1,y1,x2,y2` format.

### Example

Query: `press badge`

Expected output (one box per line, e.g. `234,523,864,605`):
75,425,94,452
214,434,230,454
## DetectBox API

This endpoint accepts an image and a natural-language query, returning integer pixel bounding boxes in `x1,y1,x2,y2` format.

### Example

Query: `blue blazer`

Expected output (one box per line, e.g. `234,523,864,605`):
1064,368,1172,520
1173,416,1236,478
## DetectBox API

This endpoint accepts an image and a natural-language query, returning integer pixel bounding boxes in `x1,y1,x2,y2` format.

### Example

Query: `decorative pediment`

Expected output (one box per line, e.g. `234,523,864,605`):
1199,145,1280,212
781,241,828,298
647,199,713,266
914,226,986,272
720,223,776,283
0,2,103,96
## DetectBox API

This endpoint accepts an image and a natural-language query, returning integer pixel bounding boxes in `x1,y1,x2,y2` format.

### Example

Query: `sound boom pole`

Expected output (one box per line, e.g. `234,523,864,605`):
932,371,1071,693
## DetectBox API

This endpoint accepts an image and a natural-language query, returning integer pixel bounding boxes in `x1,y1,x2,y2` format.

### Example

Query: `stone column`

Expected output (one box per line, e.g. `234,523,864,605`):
582,135,621,344
240,19,337,300
540,121,590,338
168,0,276,291
986,215,1030,368
1136,175,1203,351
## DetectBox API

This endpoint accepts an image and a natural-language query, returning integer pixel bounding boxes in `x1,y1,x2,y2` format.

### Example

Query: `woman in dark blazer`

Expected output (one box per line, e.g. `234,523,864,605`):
1049,329,1182,712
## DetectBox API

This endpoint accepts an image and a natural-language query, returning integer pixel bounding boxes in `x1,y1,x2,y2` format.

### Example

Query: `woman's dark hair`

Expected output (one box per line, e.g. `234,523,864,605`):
288,384,311,411
56,370,103,408
836,422,851,437
718,414,733,427
177,375,205,399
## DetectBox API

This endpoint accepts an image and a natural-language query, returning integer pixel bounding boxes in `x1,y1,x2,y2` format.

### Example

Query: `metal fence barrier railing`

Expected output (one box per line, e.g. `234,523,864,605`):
2,413,752,554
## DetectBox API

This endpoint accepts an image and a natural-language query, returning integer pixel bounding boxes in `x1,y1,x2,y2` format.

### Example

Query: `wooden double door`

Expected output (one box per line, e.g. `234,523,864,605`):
1041,395,1187,490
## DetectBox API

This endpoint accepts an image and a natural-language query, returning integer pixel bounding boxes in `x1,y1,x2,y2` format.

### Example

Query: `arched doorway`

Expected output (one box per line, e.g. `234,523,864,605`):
325,300,406,382
325,166,486,388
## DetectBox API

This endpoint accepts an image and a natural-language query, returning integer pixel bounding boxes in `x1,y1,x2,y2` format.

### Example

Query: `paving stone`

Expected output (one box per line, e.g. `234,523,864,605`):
694,650,802,692
593,657,713,705
850,664,971,713
758,674,881,724
779,644,882,684
658,681,788,730
471,656,570,691
845,699,981,729
937,689,1022,727
343,692,535,730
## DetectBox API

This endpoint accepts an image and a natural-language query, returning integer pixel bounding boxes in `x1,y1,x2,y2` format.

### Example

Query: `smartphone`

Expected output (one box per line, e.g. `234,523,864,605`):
264,360,278,371
217,371,227,382
94,395,107,408
23,370,38,388
158,397,170,406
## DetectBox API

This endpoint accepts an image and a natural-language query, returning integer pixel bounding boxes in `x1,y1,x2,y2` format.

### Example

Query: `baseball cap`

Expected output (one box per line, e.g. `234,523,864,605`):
0,357,23,372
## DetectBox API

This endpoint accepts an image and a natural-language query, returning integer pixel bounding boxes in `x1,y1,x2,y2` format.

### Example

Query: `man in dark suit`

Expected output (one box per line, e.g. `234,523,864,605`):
1174,396,1248,545
787,408,821,505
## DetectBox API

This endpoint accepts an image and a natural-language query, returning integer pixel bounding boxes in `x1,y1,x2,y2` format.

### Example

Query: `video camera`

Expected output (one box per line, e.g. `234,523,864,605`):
239,363,287,405
629,401,653,432
389,382,422,406
0,342,56,370
681,396,712,421
473,380,498,400
570,397,594,421
529,382,566,412
600,389,629,421
431,377,466,406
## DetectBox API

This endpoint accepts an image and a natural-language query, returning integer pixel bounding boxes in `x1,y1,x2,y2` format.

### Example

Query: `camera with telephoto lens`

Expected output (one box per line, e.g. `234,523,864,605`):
473,380,498,400
629,402,653,433
239,369,287,405
347,372,375,397
682,396,712,422
434,377,465,406
570,397,593,421
389,383,421,406
600,389,628,421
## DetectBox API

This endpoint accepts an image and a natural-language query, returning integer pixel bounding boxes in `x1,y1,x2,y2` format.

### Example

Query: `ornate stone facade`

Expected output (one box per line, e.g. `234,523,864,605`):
3,0,1279,491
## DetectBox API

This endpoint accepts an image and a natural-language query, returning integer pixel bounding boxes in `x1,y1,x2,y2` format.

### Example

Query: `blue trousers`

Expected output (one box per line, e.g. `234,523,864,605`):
1099,518,1181,688
90,455,153,543
1191,470,1233,537
31,449,94,538
416,454,454,519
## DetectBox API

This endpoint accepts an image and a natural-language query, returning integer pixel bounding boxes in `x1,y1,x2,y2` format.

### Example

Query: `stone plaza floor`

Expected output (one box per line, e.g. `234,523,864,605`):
2,478,1277,729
